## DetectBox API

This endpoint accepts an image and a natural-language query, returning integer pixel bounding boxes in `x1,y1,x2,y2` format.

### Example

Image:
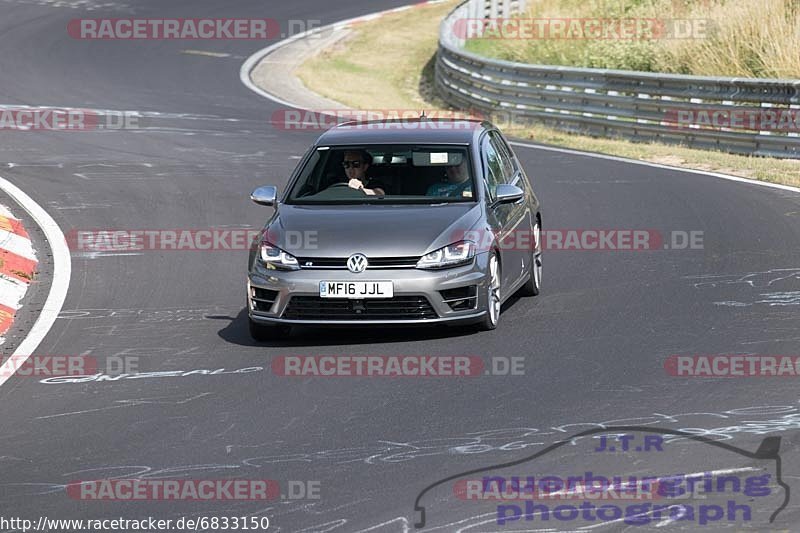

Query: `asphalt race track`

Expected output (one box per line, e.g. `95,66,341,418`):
1,0,800,531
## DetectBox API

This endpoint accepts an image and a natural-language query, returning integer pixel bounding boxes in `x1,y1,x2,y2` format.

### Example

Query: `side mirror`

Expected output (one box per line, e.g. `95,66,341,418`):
494,184,524,205
251,185,278,206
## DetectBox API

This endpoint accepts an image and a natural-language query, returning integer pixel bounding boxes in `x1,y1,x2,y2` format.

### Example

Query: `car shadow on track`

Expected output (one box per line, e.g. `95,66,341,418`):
211,297,524,348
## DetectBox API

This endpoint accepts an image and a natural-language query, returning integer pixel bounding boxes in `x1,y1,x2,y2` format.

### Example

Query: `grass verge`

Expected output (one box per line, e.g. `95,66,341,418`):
296,0,800,188
465,0,800,78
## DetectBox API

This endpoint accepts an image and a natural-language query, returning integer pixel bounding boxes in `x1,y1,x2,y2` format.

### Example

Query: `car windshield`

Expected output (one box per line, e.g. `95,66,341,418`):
285,145,476,204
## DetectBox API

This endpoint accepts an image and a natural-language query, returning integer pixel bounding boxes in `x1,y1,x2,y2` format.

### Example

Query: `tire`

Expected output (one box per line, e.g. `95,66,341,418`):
478,253,501,331
519,221,542,297
249,318,291,342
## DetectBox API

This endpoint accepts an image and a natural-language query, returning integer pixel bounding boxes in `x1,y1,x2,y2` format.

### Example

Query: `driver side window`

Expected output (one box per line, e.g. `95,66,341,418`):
289,149,324,198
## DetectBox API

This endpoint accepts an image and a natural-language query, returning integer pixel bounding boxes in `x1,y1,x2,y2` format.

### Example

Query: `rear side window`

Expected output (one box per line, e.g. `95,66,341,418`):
488,131,516,183
482,137,503,200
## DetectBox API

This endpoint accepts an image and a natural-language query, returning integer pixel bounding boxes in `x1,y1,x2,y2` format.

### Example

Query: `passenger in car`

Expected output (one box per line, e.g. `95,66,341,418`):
426,160,472,197
343,150,386,196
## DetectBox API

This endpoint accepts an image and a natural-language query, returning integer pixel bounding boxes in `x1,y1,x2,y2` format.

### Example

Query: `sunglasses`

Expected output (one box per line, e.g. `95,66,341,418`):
342,161,363,169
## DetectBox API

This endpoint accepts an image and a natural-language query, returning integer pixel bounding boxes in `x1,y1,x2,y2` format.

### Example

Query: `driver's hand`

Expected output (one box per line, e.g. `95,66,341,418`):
348,178,364,190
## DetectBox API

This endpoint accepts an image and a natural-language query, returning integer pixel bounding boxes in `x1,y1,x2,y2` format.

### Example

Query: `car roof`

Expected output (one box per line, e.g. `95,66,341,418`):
314,118,491,146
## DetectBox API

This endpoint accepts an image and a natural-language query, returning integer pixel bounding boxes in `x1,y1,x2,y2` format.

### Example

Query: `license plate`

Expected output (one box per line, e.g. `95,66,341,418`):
319,281,394,299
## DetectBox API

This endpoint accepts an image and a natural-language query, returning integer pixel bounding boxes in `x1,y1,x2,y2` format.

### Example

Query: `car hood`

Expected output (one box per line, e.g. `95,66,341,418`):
265,203,483,258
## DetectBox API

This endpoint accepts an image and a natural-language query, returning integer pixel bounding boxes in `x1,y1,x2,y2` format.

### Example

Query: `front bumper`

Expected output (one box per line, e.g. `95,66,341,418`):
247,253,490,326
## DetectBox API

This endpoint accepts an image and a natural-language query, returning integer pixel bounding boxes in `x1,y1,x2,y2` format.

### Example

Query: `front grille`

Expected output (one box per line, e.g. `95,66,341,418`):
296,257,345,268
282,296,438,320
368,257,419,268
251,287,279,313
295,256,420,269
440,285,478,311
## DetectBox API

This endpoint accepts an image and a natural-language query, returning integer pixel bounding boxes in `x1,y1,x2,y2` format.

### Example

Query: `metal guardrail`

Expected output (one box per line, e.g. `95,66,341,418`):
437,0,800,158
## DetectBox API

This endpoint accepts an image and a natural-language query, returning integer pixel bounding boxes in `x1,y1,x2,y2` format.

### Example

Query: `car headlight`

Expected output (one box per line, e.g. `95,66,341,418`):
259,241,300,271
417,241,475,269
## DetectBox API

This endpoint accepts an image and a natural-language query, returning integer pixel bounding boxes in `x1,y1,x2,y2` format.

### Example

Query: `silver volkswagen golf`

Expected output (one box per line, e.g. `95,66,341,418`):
246,118,542,340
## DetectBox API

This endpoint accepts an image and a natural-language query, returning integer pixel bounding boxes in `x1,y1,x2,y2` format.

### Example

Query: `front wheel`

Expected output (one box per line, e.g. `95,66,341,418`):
249,318,291,342
519,221,542,296
477,253,501,331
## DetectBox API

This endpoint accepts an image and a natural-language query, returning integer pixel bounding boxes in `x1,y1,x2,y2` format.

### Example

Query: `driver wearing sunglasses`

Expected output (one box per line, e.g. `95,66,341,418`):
343,150,385,196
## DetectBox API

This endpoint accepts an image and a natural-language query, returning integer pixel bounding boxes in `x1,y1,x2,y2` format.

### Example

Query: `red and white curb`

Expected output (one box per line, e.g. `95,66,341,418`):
0,204,37,346
0,175,70,388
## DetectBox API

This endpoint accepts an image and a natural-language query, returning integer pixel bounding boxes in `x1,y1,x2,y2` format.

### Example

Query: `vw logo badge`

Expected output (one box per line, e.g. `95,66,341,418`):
347,253,368,273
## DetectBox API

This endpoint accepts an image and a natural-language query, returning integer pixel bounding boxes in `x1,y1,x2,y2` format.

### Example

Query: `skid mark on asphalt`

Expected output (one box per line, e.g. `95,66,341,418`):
58,307,226,321
686,268,800,288
180,49,244,59
172,147,276,159
53,161,278,180
72,251,143,258
54,310,224,343
0,0,130,10
0,104,265,136
37,366,263,384
220,405,800,466
0,104,239,122
36,392,214,419
686,268,800,307
715,291,800,307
